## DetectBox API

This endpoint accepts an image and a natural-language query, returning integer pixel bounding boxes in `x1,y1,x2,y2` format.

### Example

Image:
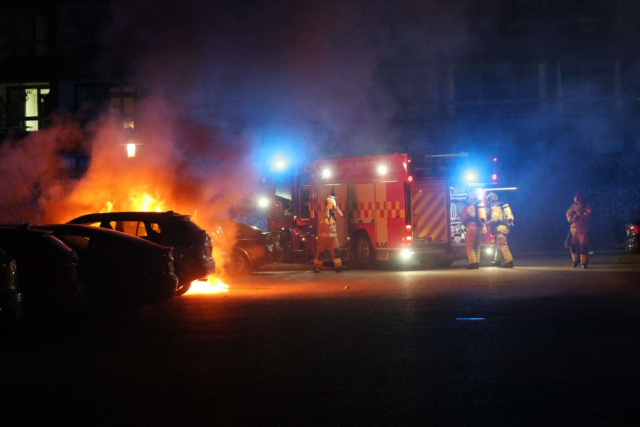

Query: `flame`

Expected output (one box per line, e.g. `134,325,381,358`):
129,190,166,212
186,276,229,294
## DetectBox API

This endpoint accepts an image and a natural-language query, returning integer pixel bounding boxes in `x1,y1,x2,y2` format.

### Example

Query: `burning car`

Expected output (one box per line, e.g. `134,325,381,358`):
67,211,215,295
211,220,283,275
0,248,22,322
34,224,178,309
0,226,82,316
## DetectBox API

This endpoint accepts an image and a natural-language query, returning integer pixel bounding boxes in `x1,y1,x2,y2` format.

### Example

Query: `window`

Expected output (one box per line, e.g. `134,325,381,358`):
298,173,311,220
116,221,139,235
148,223,163,234
451,63,541,116
560,62,618,113
0,83,51,132
553,0,620,34
110,86,136,129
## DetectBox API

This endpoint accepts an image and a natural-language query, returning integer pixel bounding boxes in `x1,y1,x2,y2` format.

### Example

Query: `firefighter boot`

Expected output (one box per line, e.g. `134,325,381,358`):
313,259,322,273
466,264,475,269
572,260,580,268
581,264,588,269
502,261,514,268
474,262,480,269
334,258,343,273
491,260,501,267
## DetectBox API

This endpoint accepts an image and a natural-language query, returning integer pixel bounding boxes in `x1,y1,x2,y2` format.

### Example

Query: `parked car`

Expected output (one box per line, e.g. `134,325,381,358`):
0,248,22,322
211,220,283,274
0,225,81,316
68,211,215,295
34,224,178,310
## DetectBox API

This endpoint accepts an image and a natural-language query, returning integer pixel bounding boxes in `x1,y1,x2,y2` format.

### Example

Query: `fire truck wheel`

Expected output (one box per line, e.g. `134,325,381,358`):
174,281,191,296
353,233,375,269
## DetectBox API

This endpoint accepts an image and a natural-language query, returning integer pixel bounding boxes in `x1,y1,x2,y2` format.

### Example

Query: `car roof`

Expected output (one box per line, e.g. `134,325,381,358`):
33,224,173,251
0,224,54,237
68,211,190,224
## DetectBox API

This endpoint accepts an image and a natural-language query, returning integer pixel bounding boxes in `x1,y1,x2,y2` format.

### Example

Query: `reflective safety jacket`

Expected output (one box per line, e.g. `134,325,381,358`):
318,206,344,237
566,202,592,233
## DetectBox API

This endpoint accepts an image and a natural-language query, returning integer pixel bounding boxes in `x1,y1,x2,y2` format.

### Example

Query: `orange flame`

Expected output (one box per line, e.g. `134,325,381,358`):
186,276,230,294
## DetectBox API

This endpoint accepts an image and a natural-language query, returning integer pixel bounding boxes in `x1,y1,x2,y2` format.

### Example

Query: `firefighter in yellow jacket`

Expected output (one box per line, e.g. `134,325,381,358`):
486,192,514,268
459,192,486,269
566,192,592,269
314,196,344,273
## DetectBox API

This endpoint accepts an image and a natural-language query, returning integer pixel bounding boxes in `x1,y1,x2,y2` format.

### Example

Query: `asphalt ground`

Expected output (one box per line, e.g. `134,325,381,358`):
1,251,640,426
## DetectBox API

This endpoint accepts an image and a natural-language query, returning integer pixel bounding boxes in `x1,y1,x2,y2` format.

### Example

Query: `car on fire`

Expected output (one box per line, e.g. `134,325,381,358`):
0,225,82,316
34,224,178,309
67,211,215,295
210,220,283,275
0,248,22,322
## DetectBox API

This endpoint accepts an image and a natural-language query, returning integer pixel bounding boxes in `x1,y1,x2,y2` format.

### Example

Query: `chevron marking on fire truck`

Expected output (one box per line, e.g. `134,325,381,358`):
412,190,447,243
376,201,405,219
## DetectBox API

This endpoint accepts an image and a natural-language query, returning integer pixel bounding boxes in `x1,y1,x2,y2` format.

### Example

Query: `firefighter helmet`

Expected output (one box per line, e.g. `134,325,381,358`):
467,192,478,203
574,192,585,203
487,192,498,204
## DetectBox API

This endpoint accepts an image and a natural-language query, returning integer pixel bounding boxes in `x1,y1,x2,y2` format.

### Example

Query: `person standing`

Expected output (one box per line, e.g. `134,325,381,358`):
459,192,485,269
313,196,344,273
486,192,514,268
566,192,592,269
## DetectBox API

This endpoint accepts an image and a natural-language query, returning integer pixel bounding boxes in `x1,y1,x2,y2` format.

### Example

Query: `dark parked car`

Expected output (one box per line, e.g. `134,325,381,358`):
68,211,215,295
35,224,178,310
211,220,283,274
0,248,22,322
0,226,81,316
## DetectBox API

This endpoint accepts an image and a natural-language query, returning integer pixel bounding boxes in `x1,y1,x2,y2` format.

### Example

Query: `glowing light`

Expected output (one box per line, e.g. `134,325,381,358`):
456,318,485,321
273,156,288,170
464,170,478,183
257,197,269,208
185,276,229,294
485,247,494,255
378,165,388,175
322,168,331,179
406,225,412,230
492,174,498,181
400,249,413,259
408,175,413,182
127,143,136,158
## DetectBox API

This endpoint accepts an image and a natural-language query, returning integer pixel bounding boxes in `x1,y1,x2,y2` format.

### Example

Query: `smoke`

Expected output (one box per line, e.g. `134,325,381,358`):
0,115,82,223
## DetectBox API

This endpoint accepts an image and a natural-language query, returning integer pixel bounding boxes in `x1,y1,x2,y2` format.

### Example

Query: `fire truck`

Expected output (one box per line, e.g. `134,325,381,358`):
264,153,460,268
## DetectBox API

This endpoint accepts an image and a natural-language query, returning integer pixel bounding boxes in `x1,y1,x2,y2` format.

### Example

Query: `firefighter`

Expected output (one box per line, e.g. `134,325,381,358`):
486,192,514,268
314,196,344,273
566,192,592,269
459,192,485,269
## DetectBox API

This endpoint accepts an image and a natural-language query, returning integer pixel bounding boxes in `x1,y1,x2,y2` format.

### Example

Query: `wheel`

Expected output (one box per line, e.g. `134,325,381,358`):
228,250,251,275
281,235,294,263
174,280,191,296
352,233,375,269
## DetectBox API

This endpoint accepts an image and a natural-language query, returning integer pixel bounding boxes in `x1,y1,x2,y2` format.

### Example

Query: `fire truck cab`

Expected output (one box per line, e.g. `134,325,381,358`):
266,153,456,269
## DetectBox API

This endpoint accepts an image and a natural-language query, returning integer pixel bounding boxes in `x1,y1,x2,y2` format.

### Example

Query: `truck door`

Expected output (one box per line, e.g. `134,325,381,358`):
410,180,449,245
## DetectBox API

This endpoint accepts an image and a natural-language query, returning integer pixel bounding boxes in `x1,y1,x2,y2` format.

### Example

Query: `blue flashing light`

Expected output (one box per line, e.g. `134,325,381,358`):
455,318,485,321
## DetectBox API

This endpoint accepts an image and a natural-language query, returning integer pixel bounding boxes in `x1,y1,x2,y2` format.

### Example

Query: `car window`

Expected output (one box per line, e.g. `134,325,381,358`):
86,222,101,228
146,222,163,234
136,221,147,237
116,221,139,236
99,221,117,230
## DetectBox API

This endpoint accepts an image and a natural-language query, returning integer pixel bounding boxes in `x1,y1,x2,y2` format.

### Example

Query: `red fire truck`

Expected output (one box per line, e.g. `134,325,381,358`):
265,153,457,268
